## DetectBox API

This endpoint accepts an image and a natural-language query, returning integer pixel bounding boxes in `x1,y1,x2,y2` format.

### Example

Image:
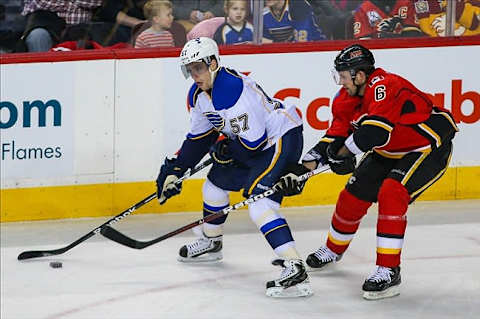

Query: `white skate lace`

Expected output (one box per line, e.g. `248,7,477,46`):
366,266,392,283
313,246,338,262
277,260,302,281
186,238,211,255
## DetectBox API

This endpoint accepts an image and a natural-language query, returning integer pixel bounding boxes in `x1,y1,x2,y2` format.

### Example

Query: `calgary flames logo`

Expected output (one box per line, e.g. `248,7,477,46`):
350,50,363,59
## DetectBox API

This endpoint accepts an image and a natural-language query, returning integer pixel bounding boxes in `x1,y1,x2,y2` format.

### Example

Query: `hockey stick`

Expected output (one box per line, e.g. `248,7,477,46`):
100,164,330,250
17,158,214,260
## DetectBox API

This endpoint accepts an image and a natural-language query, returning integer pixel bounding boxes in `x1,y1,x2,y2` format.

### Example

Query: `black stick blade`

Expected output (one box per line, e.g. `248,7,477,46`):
100,226,144,249
18,250,59,260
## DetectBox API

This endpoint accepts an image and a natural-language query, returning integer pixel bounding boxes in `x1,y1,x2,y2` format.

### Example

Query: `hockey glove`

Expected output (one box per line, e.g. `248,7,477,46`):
377,16,403,36
326,143,356,175
274,163,310,197
302,142,328,168
156,157,185,204
209,139,234,166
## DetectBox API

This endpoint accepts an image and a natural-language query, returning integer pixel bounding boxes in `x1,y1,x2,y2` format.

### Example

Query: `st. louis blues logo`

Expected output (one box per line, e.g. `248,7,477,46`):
204,112,225,131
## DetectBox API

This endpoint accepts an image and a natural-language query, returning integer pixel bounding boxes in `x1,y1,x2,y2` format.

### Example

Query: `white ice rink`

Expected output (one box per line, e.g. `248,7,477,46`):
1,200,479,319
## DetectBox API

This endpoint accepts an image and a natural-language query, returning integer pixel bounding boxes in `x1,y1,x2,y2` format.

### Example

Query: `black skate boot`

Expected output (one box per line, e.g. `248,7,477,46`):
266,258,313,298
362,266,401,300
177,235,223,262
306,245,342,271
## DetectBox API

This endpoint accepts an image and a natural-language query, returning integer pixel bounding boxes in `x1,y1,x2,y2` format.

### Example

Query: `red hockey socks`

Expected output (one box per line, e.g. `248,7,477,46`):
376,178,410,267
326,189,372,255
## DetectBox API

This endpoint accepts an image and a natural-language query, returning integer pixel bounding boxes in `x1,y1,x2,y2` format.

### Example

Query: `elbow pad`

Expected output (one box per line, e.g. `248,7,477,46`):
352,124,391,152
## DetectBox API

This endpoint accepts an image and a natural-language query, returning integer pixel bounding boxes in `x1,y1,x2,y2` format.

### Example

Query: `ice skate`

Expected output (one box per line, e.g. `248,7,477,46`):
362,266,401,300
177,235,223,262
266,258,313,298
306,245,342,271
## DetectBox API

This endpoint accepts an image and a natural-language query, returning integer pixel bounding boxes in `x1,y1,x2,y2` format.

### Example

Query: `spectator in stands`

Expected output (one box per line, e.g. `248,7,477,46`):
309,0,362,39
263,0,326,43
91,0,147,46
171,0,224,33
414,0,480,36
0,0,25,53
135,0,175,48
20,0,102,52
213,0,253,45
352,0,423,39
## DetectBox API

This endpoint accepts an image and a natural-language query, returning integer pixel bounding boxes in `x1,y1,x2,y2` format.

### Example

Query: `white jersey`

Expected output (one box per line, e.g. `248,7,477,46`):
187,67,302,151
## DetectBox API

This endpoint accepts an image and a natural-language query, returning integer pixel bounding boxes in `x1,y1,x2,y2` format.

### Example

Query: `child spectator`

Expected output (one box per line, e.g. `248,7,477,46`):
214,0,253,45
262,0,326,43
414,0,480,37
135,0,175,48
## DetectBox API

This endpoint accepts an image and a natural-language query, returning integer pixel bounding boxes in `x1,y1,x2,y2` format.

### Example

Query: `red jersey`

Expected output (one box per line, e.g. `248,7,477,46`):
325,89,362,138
326,68,458,158
353,0,419,38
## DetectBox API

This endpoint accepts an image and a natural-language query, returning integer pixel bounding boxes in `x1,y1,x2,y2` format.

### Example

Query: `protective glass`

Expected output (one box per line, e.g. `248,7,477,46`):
331,68,351,85
331,68,341,85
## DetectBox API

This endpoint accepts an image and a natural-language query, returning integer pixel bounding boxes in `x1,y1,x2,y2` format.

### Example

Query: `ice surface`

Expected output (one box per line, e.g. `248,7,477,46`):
1,200,479,319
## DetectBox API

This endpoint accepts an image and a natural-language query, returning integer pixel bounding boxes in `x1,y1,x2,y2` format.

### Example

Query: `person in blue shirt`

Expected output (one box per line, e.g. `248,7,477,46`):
262,0,326,43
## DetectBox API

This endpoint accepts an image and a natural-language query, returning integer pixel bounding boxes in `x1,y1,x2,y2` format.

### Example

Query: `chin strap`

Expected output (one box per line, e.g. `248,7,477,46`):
209,64,220,87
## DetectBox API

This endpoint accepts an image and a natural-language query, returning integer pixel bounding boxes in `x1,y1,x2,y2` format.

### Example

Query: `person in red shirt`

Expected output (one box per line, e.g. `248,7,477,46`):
353,0,423,38
275,44,458,300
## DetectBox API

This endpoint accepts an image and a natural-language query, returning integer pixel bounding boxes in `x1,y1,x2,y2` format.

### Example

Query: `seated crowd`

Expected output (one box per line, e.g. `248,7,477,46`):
0,0,479,53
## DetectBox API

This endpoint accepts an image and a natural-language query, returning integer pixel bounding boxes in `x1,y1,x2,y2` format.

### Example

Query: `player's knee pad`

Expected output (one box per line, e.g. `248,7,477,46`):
333,189,372,231
248,198,281,228
378,178,410,219
202,178,229,227
203,178,229,204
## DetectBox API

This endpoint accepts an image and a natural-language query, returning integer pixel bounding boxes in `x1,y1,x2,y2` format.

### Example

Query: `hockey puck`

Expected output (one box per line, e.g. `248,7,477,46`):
49,261,63,268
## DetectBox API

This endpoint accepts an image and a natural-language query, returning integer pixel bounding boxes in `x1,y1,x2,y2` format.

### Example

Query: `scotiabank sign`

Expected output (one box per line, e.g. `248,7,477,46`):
273,79,479,130
428,80,479,124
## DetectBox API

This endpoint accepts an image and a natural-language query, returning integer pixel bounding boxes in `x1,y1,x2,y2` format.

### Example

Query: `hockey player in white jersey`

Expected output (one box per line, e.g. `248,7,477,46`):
156,37,312,298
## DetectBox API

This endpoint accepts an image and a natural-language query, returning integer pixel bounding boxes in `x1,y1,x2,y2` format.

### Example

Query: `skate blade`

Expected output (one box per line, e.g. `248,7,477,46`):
362,285,400,300
177,252,223,263
266,282,314,298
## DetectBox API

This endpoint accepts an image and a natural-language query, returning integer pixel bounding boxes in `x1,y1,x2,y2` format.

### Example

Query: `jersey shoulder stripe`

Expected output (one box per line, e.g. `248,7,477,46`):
212,67,243,111
188,83,201,108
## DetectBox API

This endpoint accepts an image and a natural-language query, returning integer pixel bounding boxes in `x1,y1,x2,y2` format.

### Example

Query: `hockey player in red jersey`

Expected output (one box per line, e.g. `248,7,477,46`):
275,44,458,300
353,0,423,38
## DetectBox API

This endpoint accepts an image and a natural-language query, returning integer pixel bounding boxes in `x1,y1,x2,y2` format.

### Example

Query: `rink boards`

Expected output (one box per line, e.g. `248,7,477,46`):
1,39,479,221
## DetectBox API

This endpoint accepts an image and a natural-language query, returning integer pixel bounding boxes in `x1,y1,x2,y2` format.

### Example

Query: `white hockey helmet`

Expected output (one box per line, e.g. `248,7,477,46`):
180,37,220,79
